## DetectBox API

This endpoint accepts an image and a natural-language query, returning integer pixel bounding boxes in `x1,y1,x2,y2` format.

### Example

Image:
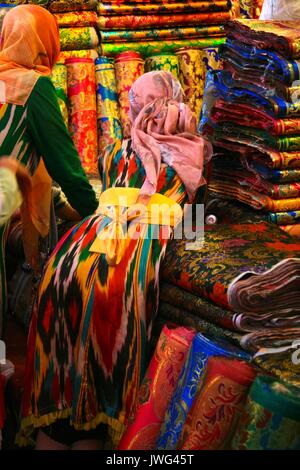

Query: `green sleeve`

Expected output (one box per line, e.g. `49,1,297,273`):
27,76,98,217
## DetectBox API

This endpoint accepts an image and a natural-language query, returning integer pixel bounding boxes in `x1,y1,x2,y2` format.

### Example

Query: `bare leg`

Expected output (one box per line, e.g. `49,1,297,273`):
71,439,104,451
35,430,69,450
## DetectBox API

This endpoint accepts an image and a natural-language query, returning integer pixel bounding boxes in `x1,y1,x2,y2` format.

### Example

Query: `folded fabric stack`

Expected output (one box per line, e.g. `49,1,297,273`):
96,0,236,58
159,222,300,388
201,20,300,237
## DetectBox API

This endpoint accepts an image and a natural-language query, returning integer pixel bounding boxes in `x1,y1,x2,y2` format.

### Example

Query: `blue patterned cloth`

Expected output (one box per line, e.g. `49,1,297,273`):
156,333,251,450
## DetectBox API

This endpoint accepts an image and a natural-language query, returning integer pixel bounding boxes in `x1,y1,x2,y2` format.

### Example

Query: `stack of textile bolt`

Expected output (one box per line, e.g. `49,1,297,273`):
96,0,239,58
201,20,300,239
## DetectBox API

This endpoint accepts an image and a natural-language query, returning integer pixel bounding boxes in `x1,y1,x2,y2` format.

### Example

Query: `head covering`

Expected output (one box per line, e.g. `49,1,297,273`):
0,5,60,106
129,71,212,201
260,0,300,20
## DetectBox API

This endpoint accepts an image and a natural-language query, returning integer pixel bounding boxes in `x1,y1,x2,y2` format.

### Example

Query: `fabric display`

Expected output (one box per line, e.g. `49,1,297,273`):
145,54,180,79
54,10,98,27
201,20,300,235
98,38,226,58
176,48,205,119
48,1,97,13
156,332,250,450
226,19,300,59
97,13,232,31
59,26,99,50
97,2,231,16
159,222,300,385
99,25,225,43
95,56,123,153
118,326,195,450
114,51,144,138
51,63,69,127
177,357,256,450
239,0,263,19
57,49,98,64
66,57,98,174
231,375,300,449
158,302,244,347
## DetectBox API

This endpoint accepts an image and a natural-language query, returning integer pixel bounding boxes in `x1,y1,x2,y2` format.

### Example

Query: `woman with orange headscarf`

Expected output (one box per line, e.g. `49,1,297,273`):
0,5,98,337
17,70,211,450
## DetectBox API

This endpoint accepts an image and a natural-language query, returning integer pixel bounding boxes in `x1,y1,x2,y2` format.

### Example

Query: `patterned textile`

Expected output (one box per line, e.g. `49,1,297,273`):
243,149,300,170
97,1,230,16
214,123,300,151
57,49,98,64
48,0,97,12
99,38,226,58
54,11,98,28
177,48,205,119
209,179,300,211
51,64,68,128
156,333,250,449
118,326,195,450
212,167,300,199
95,57,123,154
145,54,179,80
160,283,237,331
18,137,189,447
247,163,300,182
99,26,225,43
253,347,300,388
97,12,232,31
160,281,300,332
239,0,263,19
114,52,144,138
202,47,223,74
212,100,300,136
178,357,256,450
59,27,99,51
158,302,243,346
269,210,300,224
161,222,300,310
226,19,300,59
231,375,300,449
209,70,300,118
219,40,300,85
66,58,98,175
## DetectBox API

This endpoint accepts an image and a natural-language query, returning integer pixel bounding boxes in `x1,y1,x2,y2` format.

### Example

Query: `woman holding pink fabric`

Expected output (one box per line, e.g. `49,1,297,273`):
18,71,211,450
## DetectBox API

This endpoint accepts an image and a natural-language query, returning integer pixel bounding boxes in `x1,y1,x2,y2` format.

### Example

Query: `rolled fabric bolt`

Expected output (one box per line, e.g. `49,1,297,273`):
145,54,179,80
114,51,144,138
95,56,123,154
177,48,205,119
66,58,98,175
51,63,69,128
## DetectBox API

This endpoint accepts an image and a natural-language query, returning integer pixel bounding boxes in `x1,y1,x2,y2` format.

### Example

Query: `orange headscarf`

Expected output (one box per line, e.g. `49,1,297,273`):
0,5,60,271
0,4,60,106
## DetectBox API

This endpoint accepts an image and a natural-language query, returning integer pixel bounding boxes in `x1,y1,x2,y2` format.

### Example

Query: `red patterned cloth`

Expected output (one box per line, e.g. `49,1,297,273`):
118,326,195,450
178,357,256,450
